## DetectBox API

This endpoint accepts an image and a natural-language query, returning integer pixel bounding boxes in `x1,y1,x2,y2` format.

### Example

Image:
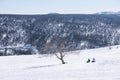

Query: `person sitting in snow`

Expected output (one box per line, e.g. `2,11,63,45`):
92,58,95,63
86,58,90,63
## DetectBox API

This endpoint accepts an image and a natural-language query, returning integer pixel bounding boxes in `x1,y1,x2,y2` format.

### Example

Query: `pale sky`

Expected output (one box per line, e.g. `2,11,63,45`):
0,0,120,14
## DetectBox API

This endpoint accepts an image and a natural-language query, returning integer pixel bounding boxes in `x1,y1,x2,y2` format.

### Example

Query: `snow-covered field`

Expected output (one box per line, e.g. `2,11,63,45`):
0,45,120,80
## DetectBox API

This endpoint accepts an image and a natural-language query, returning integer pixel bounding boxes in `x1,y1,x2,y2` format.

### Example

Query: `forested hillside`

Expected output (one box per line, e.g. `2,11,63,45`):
0,14,120,55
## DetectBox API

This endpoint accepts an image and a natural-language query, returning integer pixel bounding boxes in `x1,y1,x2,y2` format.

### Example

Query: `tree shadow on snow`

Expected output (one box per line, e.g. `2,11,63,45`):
25,64,61,70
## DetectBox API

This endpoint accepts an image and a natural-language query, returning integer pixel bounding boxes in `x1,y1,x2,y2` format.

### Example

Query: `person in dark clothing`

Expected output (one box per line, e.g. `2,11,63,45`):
92,58,95,63
86,58,90,63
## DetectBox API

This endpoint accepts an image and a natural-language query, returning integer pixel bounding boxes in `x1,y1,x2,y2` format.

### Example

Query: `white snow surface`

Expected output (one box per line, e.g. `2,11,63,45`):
0,45,120,80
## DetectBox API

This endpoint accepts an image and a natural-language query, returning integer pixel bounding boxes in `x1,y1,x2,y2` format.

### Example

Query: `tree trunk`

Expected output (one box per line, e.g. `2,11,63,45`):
61,58,65,64
55,52,66,64
60,52,65,64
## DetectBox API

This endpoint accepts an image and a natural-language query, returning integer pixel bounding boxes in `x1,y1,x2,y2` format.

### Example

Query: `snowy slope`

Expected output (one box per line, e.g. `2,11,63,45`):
0,45,120,80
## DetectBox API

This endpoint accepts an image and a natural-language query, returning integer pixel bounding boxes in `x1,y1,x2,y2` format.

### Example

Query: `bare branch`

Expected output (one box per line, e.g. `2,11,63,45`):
55,53,61,60
63,54,66,57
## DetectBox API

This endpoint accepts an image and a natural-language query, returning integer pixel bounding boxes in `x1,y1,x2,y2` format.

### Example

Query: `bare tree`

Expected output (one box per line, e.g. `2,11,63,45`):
46,36,66,64
55,43,66,64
